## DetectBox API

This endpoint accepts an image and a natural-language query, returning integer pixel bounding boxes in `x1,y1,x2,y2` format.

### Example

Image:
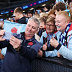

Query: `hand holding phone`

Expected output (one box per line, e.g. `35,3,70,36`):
3,32,13,40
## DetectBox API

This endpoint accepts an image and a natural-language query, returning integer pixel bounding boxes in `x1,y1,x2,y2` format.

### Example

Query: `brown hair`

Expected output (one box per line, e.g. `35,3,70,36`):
46,17,55,25
54,2,66,11
46,17,57,32
39,17,46,25
14,7,23,14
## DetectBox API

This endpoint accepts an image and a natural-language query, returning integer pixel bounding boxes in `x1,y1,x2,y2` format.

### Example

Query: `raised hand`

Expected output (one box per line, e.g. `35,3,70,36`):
38,49,43,57
10,36,21,51
50,37,59,48
42,42,47,51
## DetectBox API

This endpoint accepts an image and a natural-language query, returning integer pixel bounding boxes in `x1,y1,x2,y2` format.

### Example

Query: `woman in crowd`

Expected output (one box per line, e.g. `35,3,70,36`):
50,11,72,60
38,17,57,57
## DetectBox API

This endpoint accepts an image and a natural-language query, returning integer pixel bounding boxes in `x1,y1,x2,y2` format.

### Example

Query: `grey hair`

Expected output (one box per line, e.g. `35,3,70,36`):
28,17,40,28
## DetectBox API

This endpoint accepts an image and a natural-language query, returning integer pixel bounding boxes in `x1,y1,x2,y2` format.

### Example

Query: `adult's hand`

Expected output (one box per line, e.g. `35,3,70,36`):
10,36,21,51
0,30,5,41
38,49,43,57
50,37,59,48
57,52,62,57
42,42,47,51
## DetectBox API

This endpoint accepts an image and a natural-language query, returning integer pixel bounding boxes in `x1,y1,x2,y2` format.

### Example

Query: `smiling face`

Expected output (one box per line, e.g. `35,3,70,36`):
46,22,55,34
25,20,38,37
55,14,68,33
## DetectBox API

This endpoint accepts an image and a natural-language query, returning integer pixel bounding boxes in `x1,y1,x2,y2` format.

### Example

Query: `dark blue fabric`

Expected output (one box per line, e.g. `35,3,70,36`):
38,28,46,37
18,16,26,24
0,32,41,72
0,59,2,72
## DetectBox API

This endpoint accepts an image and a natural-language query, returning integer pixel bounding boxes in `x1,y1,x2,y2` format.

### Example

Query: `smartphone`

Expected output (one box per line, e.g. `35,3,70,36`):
3,32,13,40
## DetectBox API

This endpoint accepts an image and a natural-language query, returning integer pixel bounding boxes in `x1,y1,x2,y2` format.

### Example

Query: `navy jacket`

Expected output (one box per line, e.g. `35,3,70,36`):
18,16,26,24
0,32,41,72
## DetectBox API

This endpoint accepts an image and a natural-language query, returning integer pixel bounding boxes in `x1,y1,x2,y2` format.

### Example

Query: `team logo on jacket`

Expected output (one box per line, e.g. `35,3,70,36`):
27,42,33,47
28,42,33,45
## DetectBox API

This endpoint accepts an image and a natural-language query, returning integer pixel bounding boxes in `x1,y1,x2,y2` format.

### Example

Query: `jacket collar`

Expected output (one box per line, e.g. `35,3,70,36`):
21,32,35,42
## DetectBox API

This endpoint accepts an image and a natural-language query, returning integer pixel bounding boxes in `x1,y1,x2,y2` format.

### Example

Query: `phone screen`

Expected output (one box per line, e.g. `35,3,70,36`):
3,32,13,40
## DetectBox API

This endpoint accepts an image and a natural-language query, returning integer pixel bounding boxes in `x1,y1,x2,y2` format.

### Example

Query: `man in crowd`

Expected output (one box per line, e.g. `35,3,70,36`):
0,17,41,72
13,7,26,24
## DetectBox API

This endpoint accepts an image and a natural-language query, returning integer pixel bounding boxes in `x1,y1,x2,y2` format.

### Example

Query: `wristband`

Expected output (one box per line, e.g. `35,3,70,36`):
56,43,61,50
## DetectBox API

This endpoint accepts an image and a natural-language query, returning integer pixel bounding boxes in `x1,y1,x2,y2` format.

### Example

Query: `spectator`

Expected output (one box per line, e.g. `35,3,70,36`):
69,2,72,10
50,11,72,61
40,12,48,20
38,17,57,57
10,18,15,22
39,17,46,28
24,13,28,18
13,7,26,24
53,2,66,14
39,9,44,13
0,21,5,72
33,11,40,19
27,11,33,18
44,4,50,13
24,13,29,23
0,17,41,72
48,9,56,18
37,17,46,37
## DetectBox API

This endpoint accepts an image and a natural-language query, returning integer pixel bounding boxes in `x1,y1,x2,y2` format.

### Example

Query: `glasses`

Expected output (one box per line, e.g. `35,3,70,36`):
46,24,55,27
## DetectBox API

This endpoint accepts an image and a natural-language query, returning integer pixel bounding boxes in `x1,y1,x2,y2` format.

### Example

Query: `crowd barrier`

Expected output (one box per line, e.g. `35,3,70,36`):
31,57,72,72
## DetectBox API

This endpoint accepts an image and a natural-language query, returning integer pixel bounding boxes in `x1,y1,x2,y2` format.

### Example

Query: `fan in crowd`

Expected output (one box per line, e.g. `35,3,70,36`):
38,17,57,57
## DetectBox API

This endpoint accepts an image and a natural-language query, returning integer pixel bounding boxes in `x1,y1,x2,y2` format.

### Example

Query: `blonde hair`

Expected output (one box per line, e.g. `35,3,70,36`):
48,9,56,17
57,11,71,22
33,14,40,19
40,12,48,20
40,12,48,17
